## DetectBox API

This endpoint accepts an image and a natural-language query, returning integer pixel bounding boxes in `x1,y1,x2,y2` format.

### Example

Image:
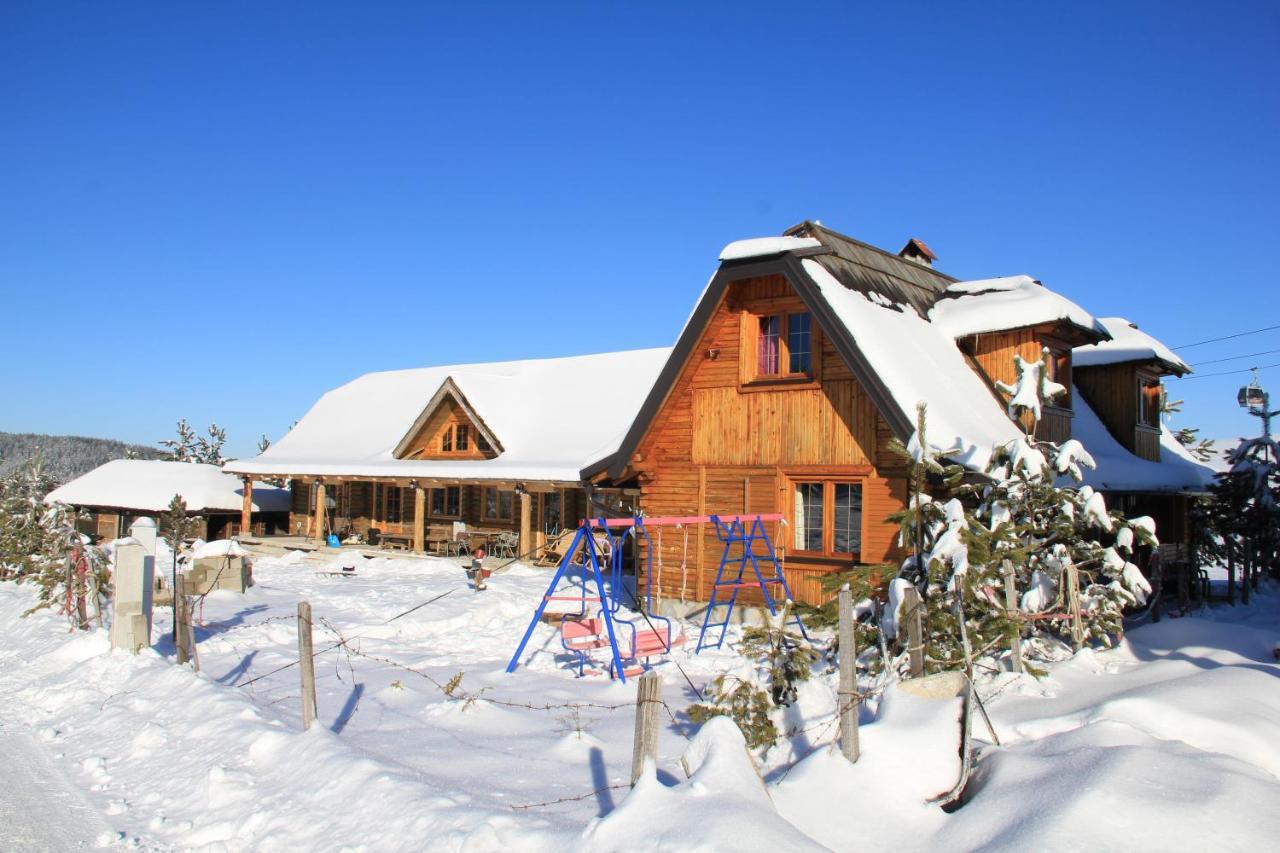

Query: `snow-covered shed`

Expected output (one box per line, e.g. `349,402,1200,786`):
45,460,291,541
587,221,1213,604
223,348,671,554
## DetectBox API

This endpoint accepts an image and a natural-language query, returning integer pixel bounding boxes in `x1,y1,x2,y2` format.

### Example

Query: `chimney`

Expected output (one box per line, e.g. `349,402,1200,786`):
898,238,936,268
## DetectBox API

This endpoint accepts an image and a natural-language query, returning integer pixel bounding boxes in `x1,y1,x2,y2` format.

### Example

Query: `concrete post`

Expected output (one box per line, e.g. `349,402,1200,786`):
130,517,157,635
110,540,153,653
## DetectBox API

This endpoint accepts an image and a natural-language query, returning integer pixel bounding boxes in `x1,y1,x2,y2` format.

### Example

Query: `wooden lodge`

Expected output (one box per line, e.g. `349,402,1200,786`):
585,223,1214,606
224,222,1213,608
223,349,671,557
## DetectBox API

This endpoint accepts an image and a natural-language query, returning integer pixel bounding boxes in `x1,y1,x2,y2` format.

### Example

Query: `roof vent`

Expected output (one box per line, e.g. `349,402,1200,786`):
898,238,936,268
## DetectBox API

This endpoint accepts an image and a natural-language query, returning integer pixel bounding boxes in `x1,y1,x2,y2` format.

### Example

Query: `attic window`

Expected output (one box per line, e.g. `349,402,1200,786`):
750,311,815,382
477,432,491,453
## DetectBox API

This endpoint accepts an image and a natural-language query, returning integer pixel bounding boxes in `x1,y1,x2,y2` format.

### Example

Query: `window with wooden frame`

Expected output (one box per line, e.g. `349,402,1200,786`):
430,486,461,518
385,486,403,524
476,432,492,453
1139,375,1162,429
439,423,476,454
744,309,818,384
483,487,514,521
790,479,863,558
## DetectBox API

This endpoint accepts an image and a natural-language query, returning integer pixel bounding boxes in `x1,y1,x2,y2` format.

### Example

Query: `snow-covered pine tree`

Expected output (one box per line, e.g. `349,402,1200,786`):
161,420,227,465
687,607,817,751
882,350,1158,675
161,419,198,462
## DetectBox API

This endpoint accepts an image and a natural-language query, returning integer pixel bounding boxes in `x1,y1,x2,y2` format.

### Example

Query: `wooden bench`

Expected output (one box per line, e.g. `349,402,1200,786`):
379,533,413,551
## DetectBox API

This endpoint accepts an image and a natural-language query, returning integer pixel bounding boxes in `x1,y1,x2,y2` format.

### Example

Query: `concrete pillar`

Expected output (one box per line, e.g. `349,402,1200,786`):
129,517,157,636
110,540,153,653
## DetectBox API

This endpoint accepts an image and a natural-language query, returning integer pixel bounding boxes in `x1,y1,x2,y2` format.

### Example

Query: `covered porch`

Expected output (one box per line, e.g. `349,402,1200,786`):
237,474,589,561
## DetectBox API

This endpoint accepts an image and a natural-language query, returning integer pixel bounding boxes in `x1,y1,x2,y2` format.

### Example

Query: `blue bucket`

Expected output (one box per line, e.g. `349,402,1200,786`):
327,534,340,548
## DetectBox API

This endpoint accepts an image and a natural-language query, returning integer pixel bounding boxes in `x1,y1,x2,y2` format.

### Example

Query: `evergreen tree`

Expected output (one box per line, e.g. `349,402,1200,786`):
0,455,109,624
1201,433,1280,602
688,609,817,751
161,420,227,465
880,350,1157,675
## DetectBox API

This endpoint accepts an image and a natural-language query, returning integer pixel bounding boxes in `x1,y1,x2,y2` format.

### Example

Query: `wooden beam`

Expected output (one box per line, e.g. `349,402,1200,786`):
313,482,327,548
518,490,533,559
240,477,253,539
517,491,532,558
413,486,426,554
589,513,783,528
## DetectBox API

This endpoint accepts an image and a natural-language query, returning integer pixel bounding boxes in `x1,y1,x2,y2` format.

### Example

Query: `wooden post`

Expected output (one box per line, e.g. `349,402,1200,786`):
313,482,327,548
1066,563,1084,651
837,584,860,762
904,586,925,678
175,574,190,665
413,486,426,554
631,670,662,786
298,601,317,730
1001,561,1023,675
240,476,253,539
518,489,533,559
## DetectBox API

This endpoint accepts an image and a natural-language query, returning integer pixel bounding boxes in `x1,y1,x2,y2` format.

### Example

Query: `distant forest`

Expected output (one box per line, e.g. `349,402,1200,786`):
0,432,166,486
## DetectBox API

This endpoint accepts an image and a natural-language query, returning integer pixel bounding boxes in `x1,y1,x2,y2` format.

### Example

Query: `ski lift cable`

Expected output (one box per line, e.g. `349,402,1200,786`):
1170,324,1280,350
1169,360,1280,381
1190,347,1280,367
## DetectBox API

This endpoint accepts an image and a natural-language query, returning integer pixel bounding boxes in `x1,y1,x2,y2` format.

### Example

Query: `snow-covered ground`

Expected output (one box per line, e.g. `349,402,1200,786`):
1,548,1278,851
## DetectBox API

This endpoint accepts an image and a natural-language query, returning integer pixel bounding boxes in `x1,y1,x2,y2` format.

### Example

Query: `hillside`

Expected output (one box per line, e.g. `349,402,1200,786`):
0,431,166,486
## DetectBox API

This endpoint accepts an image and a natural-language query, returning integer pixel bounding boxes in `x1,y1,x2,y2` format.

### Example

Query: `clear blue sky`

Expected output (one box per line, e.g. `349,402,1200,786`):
3,2,1278,458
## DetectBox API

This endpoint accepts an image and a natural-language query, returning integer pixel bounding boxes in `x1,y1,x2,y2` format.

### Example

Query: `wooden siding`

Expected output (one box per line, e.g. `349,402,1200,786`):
964,327,1081,441
1076,364,1141,454
691,381,877,467
1134,426,1160,462
630,274,906,606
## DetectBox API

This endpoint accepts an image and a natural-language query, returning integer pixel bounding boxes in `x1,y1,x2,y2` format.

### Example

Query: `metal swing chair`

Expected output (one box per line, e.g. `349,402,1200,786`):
505,517,680,681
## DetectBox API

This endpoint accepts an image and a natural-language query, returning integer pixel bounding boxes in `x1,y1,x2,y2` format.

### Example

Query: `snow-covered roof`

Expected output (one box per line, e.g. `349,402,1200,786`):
45,461,291,514
802,260,1025,470
1073,316,1190,375
929,275,1107,340
1073,396,1215,493
224,348,673,483
719,236,821,262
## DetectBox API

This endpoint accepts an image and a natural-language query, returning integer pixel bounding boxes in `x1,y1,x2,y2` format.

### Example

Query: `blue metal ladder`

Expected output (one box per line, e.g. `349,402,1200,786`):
695,515,808,653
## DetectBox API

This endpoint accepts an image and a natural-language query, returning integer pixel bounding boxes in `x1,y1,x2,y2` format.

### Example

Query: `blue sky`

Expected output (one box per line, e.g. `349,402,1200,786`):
3,2,1278,458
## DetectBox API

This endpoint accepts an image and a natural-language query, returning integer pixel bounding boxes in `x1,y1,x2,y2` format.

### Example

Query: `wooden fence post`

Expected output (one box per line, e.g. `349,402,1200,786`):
904,586,925,678
837,584,860,762
175,574,190,666
631,670,662,786
298,601,318,730
1066,563,1084,651
1001,561,1023,675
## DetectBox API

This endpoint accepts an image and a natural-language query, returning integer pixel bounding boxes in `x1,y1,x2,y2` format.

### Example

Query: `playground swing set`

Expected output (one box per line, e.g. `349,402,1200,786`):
505,512,809,682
